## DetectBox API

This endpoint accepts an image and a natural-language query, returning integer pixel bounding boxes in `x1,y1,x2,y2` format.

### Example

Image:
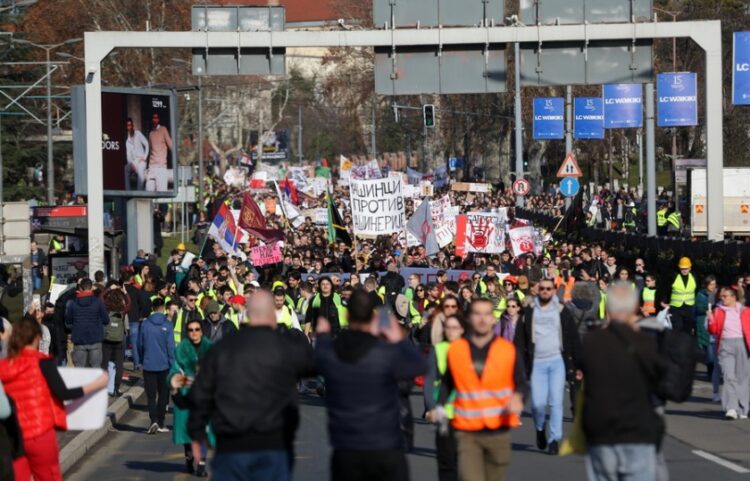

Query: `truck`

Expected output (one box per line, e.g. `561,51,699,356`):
690,168,750,236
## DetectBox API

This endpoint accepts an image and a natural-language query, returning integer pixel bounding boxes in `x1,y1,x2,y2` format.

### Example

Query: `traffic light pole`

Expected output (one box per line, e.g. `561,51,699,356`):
514,42,524,208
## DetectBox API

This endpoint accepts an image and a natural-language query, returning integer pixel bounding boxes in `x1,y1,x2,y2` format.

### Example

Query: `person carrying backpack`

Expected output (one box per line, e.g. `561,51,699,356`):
102,286,130,397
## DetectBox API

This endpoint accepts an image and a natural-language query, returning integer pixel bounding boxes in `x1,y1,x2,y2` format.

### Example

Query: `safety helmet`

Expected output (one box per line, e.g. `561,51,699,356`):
176,242,187,251
677,257,692,269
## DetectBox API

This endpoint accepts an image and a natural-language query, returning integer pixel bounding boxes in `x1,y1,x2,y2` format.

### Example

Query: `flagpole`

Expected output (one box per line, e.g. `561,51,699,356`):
197,232,210,259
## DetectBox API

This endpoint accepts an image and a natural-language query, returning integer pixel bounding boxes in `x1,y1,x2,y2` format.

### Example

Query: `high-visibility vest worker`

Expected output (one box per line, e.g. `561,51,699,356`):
174,307,203,343
670,275,696,308
277,305,294,328
667,211,682,230
657,208,668,227
555,276,575,303
599,290,607,319
309,293,348,328
447,337,520,431
433,341,455,419
641,287,657,316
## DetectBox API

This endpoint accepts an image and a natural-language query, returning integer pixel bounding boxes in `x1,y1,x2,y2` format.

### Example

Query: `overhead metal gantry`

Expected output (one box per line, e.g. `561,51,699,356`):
84,21,724,274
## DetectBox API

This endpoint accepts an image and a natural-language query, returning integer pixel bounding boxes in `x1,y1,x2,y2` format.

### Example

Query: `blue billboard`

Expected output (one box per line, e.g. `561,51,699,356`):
657,73,698,127
533,97,565,140
603,83,643,128
573,97,604,139
734,32,750,105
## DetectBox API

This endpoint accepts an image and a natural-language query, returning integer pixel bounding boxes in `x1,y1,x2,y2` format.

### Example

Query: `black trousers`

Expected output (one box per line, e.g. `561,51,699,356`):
435,426,458,481
101,341,124,393
670,305,695,336
331,449,409,481
143,370,168,426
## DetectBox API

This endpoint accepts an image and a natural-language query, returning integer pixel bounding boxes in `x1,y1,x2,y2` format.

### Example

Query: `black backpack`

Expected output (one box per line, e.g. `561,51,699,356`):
655,329,701,403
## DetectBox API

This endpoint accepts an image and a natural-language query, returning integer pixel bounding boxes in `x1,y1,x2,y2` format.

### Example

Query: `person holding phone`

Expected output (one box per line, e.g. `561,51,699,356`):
314,288,426,481
0,317,108,481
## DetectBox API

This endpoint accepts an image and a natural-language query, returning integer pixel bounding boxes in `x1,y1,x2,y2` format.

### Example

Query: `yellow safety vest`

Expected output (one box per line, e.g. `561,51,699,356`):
277,306,293,328
667,212,682,229
175,307,204,343
670,274,696,308
657,210,667,227
433,341,455,419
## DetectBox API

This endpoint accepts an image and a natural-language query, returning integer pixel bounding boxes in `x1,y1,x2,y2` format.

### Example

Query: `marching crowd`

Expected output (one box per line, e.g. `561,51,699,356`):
0,177,737,481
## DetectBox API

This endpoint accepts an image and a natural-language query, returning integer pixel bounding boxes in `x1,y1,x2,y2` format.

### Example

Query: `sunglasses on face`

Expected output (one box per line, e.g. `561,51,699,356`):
187,298,196,302
187,328,202,333
539,287,555,291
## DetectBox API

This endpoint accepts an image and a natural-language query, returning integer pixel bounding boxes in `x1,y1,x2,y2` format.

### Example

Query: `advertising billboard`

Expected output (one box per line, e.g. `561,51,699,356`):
733,32,750,105
657,73,698,127
532,97,565,140
603,83,643,129
72,86,178,197
573,97,605,139
249,129,290,162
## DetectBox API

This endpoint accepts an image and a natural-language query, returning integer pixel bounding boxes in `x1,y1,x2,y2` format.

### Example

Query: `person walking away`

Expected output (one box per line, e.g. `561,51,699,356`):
668,257,697,336
581,282,663,481
64,278,110,368
102,286,129,396
168,319,213,477
424,314,466,481
0,317,108,481
695,276,720,401
314,288,426,481
516,278,582,455
139,298,175,434
437,298,527,481
123,271,149,370
707,287,750,420
188,291,314,481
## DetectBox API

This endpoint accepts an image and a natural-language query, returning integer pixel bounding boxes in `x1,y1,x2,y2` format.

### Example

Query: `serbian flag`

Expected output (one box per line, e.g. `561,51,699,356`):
239,192,285,243
279,178,298,205
208,204,246,257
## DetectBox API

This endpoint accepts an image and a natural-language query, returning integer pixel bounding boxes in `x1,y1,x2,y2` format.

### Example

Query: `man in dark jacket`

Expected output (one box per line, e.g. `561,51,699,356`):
188,290,313,481
582,282,662,480
379,261,405,309
305,277,343,332
65,278,109,368
516,278,582,455
201,300,236,343
314,288,426,481
123,271,150,369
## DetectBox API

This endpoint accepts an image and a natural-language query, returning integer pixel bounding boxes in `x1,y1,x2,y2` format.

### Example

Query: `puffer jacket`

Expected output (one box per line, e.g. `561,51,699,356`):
0,349,66,440
65,291,109,345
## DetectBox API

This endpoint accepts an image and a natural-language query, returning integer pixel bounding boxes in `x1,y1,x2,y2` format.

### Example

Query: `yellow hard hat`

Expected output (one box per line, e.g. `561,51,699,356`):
176,242,187,251
677,257,692,269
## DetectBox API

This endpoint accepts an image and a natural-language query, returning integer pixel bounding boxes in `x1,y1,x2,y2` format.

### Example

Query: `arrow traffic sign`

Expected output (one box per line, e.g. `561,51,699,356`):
556,152,583,178
560,177,580,197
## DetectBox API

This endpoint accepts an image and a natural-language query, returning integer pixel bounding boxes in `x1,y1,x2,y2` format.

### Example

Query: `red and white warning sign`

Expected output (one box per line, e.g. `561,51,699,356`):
512,178,531,196
556,152,583,178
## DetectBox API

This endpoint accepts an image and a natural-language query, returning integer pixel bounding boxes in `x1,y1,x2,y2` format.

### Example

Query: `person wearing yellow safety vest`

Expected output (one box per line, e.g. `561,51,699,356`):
656,204,669,236
273,287,302,330
669,257,697,335
482,279,504,320
471,273,487,297
48,234,65,255
149,281,172,309
640,274,658,317
424,314,466,481
305,276,347,333
174,292,204,344
435,298,527,481
226,295,246,328
666,208,682,237
404,274,421,302
495,276,527,318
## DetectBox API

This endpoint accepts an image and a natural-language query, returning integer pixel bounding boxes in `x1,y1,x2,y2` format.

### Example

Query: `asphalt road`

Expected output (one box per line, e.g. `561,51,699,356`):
66,387,750,481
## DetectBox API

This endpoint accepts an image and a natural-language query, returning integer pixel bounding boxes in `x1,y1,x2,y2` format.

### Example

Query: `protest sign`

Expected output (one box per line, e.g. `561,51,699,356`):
350,177,405,237
420,181,434,197
407,198,439,256
223,167,247,188
451,182,492,193
509,226,537,257
314,208,329,225
59,367,108,430
463,213,506,254
339,155,353,185
250,242,283,267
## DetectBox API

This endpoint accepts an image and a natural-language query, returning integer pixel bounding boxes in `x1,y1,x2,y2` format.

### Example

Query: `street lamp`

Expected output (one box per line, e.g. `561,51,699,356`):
12,37,82,205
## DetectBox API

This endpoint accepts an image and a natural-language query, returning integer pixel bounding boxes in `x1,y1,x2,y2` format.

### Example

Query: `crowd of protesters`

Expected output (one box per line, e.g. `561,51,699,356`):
0,171,741,481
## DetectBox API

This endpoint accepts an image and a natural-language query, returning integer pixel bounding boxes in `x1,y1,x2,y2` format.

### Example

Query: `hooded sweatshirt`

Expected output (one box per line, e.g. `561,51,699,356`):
64,291,109,345
139,312,175,371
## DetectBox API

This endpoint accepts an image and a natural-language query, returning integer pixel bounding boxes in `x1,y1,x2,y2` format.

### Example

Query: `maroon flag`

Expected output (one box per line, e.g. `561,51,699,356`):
239,192,285,243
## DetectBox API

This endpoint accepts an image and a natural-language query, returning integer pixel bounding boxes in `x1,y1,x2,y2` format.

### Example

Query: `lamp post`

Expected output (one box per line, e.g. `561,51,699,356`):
13,37,82,205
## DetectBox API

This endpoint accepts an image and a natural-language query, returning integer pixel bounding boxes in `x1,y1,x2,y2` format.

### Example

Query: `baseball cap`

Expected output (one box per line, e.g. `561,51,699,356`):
206,301,221,314
229,294,246,305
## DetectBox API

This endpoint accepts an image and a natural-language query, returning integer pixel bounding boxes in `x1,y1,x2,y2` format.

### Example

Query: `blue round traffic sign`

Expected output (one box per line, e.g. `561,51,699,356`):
560,177,580,197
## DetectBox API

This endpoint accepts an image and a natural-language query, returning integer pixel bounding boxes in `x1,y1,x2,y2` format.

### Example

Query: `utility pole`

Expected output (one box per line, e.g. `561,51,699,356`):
45,47,53,204
564,85,573,209
298,105,303,164
371,96,377,161
514,42,524,207
197,76,204,210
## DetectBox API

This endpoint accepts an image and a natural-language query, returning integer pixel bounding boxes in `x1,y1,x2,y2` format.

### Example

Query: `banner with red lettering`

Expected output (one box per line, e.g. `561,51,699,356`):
250,242,283,267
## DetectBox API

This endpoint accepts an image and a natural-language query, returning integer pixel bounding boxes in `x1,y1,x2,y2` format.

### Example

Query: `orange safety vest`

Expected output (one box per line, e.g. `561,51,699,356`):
447,337,520,432
555,276,576,303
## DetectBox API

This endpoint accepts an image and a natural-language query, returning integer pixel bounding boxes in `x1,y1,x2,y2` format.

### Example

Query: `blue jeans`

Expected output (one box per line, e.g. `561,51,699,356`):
531,356,566,442
586,444,657,481
212,450,289,481
129,321,142,368
32,273,42,290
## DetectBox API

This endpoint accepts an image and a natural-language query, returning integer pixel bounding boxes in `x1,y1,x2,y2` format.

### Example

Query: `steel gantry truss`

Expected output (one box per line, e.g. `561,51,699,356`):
83,21,724,273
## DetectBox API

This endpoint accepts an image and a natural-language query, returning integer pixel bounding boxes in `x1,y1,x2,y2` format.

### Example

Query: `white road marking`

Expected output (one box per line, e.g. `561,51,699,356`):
693,450,750,474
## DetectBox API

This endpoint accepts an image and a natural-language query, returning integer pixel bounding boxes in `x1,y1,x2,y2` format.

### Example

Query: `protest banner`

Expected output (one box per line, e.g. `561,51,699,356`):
463,213,506,254
339,155,353,185
452,182,492,193
509,226,537,257
250,242,283,267
314,208,329,225
420,180,434,198
59,367,109,430
350,177,405,237
407,198,439,256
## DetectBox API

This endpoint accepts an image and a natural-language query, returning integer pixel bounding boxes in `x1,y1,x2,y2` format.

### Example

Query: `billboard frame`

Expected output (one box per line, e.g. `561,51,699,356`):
72,85,179,199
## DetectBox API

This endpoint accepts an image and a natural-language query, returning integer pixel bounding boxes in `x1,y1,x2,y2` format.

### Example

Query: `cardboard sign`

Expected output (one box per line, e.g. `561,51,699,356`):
451,182,491,193
350,177,405,236
250,242,283,267
463,213,506,254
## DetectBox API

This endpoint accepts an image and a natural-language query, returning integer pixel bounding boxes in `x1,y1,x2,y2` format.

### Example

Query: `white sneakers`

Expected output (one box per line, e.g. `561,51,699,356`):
147,422,159,434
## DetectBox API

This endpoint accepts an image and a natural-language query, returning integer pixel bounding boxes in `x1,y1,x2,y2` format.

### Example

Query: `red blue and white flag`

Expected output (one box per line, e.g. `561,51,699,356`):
208,203,246,257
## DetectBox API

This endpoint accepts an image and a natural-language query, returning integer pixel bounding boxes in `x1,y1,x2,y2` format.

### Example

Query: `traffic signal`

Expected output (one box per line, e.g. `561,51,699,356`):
423,104,435,128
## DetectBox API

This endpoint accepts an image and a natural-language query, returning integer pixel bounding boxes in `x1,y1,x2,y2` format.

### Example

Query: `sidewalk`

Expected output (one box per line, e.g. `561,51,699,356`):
665,379,750,469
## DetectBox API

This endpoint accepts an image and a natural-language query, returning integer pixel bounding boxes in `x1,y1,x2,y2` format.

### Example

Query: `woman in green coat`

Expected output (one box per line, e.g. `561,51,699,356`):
168,318,213,477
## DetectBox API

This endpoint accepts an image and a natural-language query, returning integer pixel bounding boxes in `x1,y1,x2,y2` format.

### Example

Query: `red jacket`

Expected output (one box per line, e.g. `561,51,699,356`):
707,306,750,352
0,348,67,440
